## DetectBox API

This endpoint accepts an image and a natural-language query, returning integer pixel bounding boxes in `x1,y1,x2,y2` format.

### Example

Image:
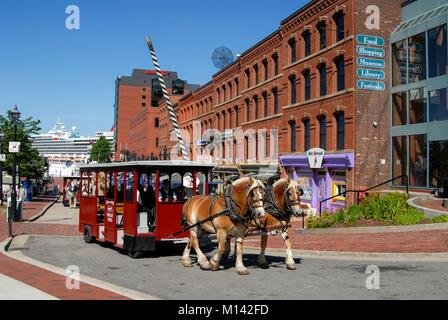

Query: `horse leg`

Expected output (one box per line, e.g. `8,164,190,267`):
235,224,249,275
189,228,210,270
282,228,296,270
209,229,226,271
182,238,193,268
222,236,232,260
257,230,269,269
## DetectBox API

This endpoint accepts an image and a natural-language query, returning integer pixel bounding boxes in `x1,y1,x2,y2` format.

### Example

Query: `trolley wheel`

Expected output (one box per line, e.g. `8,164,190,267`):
83,225,95,244
128,250,144,259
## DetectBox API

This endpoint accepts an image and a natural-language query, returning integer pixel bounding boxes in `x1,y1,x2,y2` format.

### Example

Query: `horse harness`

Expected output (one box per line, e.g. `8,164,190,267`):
264,182,301,220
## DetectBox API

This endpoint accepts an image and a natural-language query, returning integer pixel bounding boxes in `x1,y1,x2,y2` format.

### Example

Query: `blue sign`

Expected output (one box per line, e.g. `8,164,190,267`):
356,34,385,47
357,46,385,58
357,68,385,80
357,80,385,91
357,57,385,69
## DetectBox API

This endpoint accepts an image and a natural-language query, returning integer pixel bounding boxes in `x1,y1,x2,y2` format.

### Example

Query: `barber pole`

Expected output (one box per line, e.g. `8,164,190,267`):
145,37,189,161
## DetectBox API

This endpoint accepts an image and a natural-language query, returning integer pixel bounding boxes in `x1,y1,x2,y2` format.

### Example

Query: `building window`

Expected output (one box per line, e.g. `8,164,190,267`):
336,113,345,150
303,31,311,57
263,92,268,117
409,88,426,124
142,102,146,107
235,78,239,96
428,25,447,79
273,54,279,76
392,40,407,86
235,106,239,126
222,86,227,102
245,69,251,89
336,57,345,91
172,79,185,95
155,117,159,128
254,95,259,119
228,82,233,100
429,140,448,188
245,136,249,161
254,64,259,85
246,99,250,122
318,22,327,50
141,87,147,92
217,88,221,104
273,88,279,114
410,134,427,187
319,116,327,150
319,64,327,96
303,69,311,101
228,109,232,128
408,32,426,83
429,88,448,122
290,75,297,104
334,11,345,42
303,119,311,151
142,95,146,100
262,59,268,81
392,136,408,186
290,121,297,152
289,38,297,63
392,91,407,126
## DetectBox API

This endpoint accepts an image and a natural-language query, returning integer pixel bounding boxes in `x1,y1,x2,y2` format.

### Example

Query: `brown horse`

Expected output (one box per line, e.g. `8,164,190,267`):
223,177,304,270
181,176,266,275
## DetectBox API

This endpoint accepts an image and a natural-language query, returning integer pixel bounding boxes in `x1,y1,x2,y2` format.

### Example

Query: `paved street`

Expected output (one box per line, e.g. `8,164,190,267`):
21,235,448,300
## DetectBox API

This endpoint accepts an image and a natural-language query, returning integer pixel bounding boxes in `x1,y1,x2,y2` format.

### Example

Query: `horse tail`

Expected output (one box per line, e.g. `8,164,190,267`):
181,199,192,227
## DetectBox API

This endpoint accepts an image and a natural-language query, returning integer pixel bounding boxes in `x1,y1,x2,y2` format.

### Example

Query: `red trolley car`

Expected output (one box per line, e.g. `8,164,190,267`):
78,161,214,258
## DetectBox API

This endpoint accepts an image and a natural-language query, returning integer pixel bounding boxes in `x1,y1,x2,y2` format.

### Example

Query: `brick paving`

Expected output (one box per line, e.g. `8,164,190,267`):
419,199,448,213
0,189,129,300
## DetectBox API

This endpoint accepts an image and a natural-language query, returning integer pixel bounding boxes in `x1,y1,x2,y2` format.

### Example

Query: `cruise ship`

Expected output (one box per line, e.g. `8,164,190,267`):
32,120,115,177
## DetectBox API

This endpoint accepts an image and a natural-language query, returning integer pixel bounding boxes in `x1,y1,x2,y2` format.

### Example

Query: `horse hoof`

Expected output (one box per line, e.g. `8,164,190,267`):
182,261,193,268
237,269,250,276
286,263,297,270
199,262,210,270
210,263,219,271
258,263,269,269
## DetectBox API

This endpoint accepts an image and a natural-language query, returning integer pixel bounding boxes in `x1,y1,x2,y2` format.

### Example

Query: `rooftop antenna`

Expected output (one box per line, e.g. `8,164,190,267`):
145,36,189,161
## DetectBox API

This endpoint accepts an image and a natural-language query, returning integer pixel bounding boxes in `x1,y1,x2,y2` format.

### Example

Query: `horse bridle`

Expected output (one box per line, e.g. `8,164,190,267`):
224,179,265,221
283,183,302,216
265,180,302,219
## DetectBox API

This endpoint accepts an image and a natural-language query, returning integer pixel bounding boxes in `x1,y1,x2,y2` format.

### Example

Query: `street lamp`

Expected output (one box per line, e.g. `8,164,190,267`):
0,133,4,207
9,105,21,235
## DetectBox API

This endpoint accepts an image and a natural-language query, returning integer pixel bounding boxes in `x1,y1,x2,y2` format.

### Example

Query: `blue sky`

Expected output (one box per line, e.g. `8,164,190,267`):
0,0,307,136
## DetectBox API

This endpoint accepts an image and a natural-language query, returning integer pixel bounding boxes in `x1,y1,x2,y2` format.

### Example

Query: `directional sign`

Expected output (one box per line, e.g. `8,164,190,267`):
357,80,385,91
357,57,385,69
357,68,385,80
9,141,20,153
0,154,5,162
357,46,385,58
356,34,385,47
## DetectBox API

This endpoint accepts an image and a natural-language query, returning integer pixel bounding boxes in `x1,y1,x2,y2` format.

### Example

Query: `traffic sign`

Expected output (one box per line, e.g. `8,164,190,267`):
356,34,385,47
357,68,385,80
357,80,385,91
9,141,20,153
0,154,5,162
357,46,385,58
357,57,384,69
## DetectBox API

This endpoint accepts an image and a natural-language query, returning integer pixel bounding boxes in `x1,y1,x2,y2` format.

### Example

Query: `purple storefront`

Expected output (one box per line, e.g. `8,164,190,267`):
281,151,355,213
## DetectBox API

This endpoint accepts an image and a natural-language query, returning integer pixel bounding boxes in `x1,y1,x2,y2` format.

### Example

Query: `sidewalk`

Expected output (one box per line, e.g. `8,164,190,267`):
0,197,130,300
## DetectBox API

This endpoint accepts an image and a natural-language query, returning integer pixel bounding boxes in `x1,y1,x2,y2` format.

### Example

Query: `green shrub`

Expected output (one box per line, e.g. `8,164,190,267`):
394,210,425,225
427,215,448,224
306,215,334,229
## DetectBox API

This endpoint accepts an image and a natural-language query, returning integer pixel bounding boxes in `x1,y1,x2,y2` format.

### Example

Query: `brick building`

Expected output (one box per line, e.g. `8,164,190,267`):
159,0,403,211
114,69,199,160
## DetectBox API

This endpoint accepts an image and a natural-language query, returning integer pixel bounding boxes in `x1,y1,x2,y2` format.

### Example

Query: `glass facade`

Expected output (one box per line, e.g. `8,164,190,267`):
391,14,448,189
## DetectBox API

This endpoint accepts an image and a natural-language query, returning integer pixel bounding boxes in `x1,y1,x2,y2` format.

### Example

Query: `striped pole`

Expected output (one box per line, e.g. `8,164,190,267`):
146,36,189,161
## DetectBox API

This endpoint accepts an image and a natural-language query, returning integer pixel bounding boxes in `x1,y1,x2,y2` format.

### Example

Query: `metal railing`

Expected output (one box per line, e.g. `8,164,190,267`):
319,174,409,216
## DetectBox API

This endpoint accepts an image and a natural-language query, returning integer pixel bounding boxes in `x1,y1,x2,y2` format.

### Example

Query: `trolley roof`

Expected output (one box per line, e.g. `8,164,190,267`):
79,160,215,171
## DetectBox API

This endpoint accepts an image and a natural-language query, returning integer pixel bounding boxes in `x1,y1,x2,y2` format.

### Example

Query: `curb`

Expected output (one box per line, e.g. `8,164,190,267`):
243,245,448,262
295,223,448,234
408,197,448,217
0,235,160,300
25,195,61,222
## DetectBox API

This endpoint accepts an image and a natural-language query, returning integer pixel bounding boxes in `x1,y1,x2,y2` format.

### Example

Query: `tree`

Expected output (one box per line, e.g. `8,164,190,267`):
90,136,112,163
0,110,46,179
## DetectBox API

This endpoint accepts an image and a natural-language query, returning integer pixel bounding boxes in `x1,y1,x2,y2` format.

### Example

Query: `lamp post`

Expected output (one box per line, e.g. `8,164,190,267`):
9,106,21,235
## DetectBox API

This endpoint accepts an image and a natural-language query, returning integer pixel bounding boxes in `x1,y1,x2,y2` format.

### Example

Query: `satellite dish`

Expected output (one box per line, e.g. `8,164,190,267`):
212,46,234,70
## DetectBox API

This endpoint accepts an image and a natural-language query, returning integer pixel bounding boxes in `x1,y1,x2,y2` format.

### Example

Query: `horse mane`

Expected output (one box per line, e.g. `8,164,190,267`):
232,176,251,193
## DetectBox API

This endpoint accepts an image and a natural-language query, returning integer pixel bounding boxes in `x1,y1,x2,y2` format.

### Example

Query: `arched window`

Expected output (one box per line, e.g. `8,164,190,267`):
303,119,310,151
234,106,239,126
303,69,311,101
289,38,297,63
245,98,250,122
253,95,259,119
289,75,297,104
272,88,279,114
254,64,259,85
262,59,268,81
336,112,345,150
334,11,345,42
318,21,327,50
318,64,327,96
319,116,327,150
303,30,311,57
336,56,345,91
263,92,268,117
290,121,297,152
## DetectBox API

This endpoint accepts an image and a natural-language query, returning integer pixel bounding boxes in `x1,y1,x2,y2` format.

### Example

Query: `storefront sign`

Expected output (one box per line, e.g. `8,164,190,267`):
356,34,385,47
0,154,5,162
357,57,385,69
357,80,385,91
307,148,325,169
357,46,385,58
357,68,385,80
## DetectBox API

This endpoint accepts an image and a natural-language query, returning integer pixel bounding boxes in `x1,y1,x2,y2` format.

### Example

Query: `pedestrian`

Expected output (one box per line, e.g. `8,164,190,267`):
17,185,27,221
